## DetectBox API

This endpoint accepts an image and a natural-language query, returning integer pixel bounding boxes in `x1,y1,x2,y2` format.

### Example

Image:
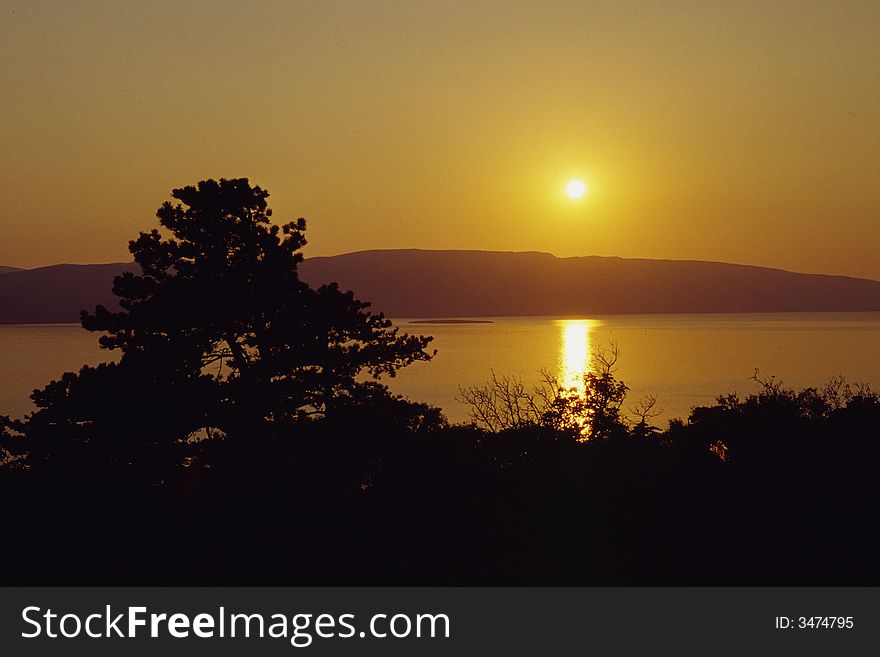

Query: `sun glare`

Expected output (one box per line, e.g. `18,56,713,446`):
565,179,587,199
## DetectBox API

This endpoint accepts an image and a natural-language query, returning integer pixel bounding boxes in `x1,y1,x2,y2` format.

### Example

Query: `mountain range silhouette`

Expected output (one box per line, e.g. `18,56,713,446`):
1,250,879,324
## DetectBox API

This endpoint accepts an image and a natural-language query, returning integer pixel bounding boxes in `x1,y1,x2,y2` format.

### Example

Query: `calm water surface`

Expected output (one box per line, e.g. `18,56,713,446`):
2,313,879,423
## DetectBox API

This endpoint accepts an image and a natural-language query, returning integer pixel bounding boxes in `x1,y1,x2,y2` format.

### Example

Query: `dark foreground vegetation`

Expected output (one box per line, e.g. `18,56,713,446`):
2,179,879,585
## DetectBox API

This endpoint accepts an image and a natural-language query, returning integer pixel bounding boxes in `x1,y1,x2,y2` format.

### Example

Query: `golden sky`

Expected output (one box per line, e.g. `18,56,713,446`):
1,1,878,279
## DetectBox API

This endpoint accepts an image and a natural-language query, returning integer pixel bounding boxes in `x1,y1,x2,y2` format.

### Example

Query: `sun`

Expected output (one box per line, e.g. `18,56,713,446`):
565,179,587,199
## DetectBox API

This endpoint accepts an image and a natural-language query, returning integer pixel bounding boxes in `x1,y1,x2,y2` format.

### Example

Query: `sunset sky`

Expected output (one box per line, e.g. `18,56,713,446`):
2,1,878,279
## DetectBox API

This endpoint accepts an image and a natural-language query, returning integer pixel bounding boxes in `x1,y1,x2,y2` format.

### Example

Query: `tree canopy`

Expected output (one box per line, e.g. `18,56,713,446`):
24,178,436,473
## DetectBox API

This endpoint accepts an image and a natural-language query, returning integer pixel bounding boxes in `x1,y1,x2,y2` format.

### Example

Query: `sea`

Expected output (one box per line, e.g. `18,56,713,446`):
2,312,879,424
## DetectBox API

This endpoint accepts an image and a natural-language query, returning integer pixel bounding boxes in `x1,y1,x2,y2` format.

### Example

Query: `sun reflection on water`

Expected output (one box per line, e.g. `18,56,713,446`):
559,320,594,395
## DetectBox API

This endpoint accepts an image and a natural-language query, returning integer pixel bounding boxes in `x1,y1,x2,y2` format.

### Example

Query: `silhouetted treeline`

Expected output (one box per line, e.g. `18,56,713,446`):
2,179,879,585
3,374,879,584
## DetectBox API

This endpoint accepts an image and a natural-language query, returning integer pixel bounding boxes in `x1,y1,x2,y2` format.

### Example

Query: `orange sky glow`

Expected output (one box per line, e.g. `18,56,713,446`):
1,1,878,279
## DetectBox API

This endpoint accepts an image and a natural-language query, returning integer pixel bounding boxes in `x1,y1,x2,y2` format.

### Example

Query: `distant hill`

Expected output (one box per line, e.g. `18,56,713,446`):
299,249,880,317
0,263,133,324
1,251,880,324
0,265,24,274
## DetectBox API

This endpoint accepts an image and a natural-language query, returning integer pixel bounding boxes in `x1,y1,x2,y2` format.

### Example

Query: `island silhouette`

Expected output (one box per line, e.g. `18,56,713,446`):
2,250,880,324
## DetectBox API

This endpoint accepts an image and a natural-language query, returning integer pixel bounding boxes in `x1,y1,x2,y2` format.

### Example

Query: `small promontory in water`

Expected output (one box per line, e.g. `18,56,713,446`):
408,319,494,324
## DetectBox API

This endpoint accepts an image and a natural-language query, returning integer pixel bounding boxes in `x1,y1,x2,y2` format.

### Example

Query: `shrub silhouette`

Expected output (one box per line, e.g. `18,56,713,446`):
458,342,658,440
